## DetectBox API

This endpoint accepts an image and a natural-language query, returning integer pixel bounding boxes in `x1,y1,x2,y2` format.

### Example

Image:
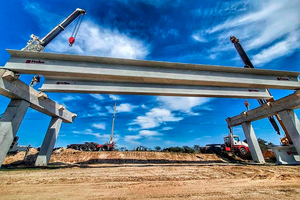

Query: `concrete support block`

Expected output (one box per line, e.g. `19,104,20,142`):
2,70,19,81
278,110,300,155
0,100,29,167
35,117,62,166
241,122,265,163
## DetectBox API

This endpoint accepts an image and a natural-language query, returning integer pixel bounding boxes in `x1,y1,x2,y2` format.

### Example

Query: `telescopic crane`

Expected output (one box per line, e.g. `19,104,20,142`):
230,36,292,145
22,8,86,52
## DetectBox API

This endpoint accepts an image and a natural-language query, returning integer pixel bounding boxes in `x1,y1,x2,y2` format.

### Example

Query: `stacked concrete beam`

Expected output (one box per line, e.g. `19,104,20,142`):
41,80,272,99
4,50,300,95
0,69,76,167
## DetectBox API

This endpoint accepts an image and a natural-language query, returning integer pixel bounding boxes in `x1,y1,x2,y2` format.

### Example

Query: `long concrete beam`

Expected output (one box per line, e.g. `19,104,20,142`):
4,50,300,90
226,90,300,127
41,79,272,99
0,69,76,123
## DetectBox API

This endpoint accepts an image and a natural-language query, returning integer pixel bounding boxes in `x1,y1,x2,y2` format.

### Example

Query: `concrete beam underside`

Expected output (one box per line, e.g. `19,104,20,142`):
35,117,62,166
0,100,29,167
278,110,300,155
241,122,265,163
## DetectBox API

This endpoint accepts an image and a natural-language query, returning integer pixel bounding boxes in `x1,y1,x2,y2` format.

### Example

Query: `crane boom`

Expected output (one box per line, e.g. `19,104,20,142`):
229,36,287,137
110,103,117,143
22,8,86,52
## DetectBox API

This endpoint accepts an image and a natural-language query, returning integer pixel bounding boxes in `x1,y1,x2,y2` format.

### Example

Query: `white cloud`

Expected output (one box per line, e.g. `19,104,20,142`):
139,130,161,137
123,129,162,145
90,104,101,111
141,104,148,109
117,103,137,112
131,108,183,129
128,127,140,132
109,94,121,101
46,20,150,59
92,123,106,130
161,127,173,131
124,135,142,145
156,96,211,114
62,95,82,102
195,0,300,66
80,112,108,118
105,106,114,113
192,33,207,43
73,129,100,138
90,94,105,100
252,33,300,65
72,129,119,142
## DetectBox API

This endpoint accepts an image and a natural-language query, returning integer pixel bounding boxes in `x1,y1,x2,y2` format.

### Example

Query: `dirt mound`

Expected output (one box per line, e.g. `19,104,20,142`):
3,148,225,166
50,149,225,164
3,148,38,166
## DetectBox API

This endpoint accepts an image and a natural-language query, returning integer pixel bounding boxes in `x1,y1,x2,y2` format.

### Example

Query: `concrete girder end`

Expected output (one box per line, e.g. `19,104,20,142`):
38,92,48,99
58,105,65,110
2,70,19,81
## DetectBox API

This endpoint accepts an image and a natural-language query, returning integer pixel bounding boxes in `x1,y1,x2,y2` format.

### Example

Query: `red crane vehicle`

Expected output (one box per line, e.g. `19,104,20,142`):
222,133,251,158
200,133,251,159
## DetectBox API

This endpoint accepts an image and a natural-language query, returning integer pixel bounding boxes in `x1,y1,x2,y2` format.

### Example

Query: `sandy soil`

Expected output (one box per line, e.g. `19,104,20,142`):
0,164,299,200
1,150,299,200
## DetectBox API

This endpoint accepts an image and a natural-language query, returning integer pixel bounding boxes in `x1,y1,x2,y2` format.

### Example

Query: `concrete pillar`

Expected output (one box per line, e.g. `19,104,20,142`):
241,122,265,163
278,110,300,155
0,100,29,167
35,117,62,166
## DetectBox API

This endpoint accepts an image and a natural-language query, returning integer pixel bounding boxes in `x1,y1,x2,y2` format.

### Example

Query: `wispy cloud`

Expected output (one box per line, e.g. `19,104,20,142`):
141,104,148,109
62,95,82,102
73,129,101,138
139,130,161,137
116,103,137,113
124,135,142,145
89,104,101,111
105,103,137,113
156,96,211,115
131,108,183,129
161,126,173,131
194,0,300,66
90,94,105,100
91,123,106,130
123,129,162,145
109,94,121,101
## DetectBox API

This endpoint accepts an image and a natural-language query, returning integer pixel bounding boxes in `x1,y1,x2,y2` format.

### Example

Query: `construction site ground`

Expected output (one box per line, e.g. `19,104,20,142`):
1,149,300,200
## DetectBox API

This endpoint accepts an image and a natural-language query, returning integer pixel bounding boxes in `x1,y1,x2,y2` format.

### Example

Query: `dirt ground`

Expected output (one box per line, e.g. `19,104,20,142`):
1,150,299,200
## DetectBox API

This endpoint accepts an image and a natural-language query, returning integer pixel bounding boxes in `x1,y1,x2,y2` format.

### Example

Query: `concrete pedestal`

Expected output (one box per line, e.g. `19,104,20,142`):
278,110,300,155
35,117,62,166
0,100,29,167
242,122,265,163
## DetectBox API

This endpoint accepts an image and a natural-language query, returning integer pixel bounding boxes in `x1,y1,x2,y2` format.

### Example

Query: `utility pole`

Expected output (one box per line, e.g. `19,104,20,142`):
110,103,116,143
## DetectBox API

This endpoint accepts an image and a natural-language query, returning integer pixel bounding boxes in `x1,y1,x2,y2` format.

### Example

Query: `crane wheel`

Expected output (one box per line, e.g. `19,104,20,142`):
239,147,248,156
89,145,96,151
73,145,79,150
79,145,87,151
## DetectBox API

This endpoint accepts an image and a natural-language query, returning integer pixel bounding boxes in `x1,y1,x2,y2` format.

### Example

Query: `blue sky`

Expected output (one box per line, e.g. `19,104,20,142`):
0,0,299,150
